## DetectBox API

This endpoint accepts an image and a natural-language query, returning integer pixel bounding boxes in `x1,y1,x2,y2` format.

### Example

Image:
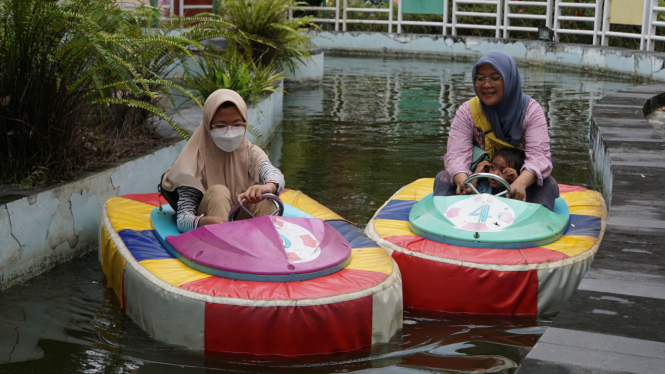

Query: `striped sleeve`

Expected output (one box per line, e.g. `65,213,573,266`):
176,186,204,233
259,158,285,194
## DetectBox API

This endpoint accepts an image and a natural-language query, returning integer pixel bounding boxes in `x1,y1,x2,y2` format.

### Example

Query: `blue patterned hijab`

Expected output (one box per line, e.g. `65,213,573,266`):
472,51,531,147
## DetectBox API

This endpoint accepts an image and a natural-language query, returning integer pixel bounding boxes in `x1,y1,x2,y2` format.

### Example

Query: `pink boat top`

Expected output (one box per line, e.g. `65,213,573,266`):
165,216,352,276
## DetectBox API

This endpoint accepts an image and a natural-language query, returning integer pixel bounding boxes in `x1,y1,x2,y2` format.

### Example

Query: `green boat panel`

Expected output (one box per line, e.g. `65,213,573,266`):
409,194,569,249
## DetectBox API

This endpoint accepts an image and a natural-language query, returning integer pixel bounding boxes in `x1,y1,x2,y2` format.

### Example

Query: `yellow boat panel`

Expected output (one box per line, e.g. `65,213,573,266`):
280,189,344,221
392,178,435,201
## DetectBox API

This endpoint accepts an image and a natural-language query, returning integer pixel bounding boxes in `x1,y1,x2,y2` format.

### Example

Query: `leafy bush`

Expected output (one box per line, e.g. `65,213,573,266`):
0,0,243,185
0,0,120,184
221,0,316,72
179,49,285,104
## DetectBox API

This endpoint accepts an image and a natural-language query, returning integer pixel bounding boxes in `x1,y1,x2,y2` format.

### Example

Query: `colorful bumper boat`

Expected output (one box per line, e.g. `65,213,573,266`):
364,177,606,316
99,189,402,355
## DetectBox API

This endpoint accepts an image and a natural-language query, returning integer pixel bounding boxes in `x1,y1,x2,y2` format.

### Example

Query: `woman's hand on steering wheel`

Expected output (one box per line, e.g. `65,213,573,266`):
238,183,278,204
453,173,473,195
508,180,528,202
507,170,536,202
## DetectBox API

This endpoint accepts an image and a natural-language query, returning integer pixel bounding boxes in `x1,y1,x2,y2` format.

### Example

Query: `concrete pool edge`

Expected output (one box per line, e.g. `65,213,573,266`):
516,85,665,373
0,49,327,290
310,31,665,82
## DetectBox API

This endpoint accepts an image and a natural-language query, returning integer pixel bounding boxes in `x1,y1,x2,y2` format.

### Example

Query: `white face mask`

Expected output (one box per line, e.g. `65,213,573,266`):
211,127,244,152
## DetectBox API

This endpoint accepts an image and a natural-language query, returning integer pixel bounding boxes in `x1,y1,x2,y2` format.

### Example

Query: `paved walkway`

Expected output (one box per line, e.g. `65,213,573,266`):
517,84,665,374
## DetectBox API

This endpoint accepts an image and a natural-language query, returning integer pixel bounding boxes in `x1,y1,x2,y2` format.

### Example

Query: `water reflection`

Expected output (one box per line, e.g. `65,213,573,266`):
0,56,635,373
278,56,635,226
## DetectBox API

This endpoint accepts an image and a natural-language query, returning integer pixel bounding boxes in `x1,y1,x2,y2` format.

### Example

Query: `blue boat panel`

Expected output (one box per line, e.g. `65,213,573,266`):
374,200,417,221
564,215,602,237
326,220,379,249
283,203,315,218
117,229,175,261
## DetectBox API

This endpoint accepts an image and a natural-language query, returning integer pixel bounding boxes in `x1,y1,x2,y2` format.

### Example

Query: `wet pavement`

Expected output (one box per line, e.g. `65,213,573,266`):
517,84,665,374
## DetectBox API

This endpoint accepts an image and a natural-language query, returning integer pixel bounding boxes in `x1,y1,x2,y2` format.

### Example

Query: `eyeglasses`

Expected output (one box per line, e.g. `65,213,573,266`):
211,122,246,134
473,75,503,87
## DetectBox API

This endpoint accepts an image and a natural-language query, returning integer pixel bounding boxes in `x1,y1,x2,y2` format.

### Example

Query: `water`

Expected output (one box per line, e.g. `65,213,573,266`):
0,56,635,373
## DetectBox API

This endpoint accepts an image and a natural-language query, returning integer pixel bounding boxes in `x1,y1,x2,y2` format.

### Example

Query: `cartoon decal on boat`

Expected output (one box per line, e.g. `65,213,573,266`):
275,218,321,264
443,194,516,232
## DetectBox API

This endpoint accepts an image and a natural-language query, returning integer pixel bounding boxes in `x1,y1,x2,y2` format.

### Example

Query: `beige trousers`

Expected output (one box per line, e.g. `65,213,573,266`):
197,184,276,221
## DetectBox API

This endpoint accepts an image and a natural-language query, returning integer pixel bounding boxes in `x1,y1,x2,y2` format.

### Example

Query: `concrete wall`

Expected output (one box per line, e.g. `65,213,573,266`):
310,32,665,81
284,47,325,88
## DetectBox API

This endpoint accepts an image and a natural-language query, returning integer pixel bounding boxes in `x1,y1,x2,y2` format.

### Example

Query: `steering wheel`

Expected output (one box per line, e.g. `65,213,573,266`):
227,193,285,222
463,173,511,197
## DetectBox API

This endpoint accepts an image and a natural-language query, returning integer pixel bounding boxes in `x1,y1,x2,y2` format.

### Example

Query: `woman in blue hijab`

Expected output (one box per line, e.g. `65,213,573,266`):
434,50,559,210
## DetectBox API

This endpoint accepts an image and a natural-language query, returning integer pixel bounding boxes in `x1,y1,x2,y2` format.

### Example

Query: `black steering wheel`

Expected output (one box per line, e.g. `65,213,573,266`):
227,193,285,222
463,173,511,197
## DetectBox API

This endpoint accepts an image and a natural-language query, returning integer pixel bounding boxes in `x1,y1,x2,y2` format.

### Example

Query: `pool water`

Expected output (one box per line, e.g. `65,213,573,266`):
0,56,635,373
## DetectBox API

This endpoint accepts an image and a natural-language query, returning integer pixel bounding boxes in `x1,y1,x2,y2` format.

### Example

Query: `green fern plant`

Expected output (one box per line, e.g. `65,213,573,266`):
221,0,316,73
180,49,285,104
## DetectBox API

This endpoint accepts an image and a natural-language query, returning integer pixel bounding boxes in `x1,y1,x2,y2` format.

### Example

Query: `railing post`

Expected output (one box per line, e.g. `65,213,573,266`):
640,0,649,50
601,0,610,46
335,0,340,31
398,0,403,33
443,0,449,36
593,0,602,45
496,0,502,38
452,0,457,36
553,0,560,42
503,0,509,39
546,0,552,28
343,0,347,31
648,0,656,51
389,0,393,33
179,0,184,16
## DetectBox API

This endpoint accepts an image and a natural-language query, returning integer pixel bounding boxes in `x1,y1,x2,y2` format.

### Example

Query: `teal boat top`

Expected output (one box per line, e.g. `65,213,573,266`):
409,193,569,249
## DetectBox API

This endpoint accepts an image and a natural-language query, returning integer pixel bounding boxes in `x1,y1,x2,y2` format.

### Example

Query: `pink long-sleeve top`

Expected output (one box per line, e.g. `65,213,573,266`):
441,98,553,186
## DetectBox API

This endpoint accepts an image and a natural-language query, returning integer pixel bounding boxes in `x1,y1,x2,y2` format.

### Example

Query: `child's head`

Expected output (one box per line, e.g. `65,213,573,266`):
488,148,525,190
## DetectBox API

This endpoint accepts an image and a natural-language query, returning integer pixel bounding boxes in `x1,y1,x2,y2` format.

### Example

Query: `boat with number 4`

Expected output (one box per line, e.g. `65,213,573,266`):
365,176,607,316
100,189,402,355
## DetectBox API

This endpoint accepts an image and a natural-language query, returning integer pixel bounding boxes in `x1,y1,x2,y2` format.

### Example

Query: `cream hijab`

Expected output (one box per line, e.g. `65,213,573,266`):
161,89,268,197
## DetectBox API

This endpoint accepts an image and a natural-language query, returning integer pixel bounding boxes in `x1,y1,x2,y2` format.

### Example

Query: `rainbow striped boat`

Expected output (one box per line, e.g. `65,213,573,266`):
100,189,402,355
365,178,606,316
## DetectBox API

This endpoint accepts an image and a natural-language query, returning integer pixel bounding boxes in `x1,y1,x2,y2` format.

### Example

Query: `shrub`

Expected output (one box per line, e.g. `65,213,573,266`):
0,0,230,185
0,0,118,184
221,0,316,72
179,48,285,104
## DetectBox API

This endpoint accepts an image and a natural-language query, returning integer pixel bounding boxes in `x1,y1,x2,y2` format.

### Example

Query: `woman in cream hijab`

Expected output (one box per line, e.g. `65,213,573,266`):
161,89,285,232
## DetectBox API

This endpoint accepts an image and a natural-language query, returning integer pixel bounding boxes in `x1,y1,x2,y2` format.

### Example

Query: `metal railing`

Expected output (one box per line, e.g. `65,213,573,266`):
646,0,665,50
119,0,665,52
178,0,212,16
343,0,393,32
289,0,665,51
553,0,602,44
118,0,176,17
503,0,551,39
452,0,502,38
291,0,341,31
